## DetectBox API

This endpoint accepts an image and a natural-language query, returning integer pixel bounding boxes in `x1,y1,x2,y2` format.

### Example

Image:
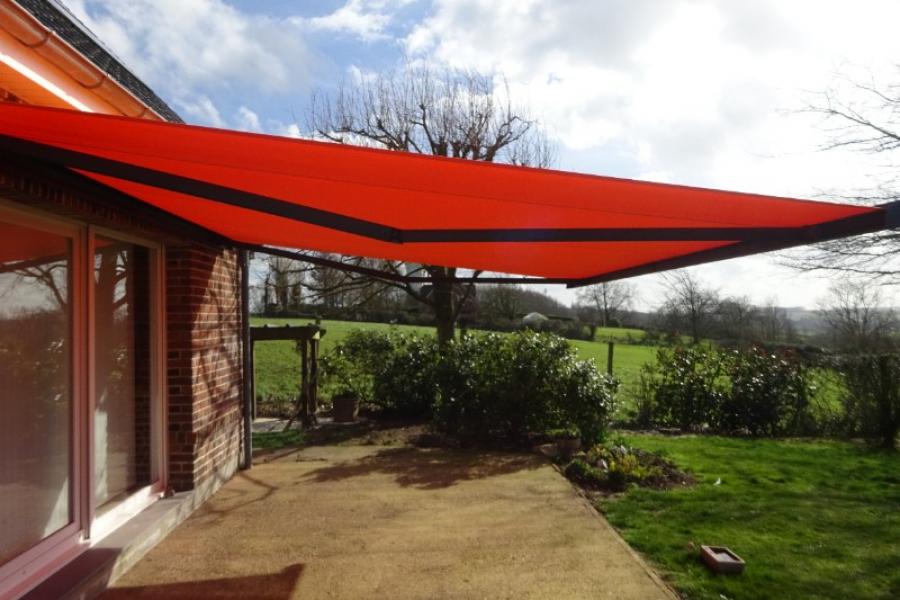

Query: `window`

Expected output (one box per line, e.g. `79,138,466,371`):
0,219,75,567
93,237,156,514
0,204,165,597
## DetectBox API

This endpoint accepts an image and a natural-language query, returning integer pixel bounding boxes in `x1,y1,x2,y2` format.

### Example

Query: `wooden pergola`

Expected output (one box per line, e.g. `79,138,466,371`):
250,324,326,429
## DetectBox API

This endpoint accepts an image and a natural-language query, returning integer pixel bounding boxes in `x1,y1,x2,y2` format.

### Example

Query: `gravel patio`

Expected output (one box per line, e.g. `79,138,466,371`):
102,443,675,599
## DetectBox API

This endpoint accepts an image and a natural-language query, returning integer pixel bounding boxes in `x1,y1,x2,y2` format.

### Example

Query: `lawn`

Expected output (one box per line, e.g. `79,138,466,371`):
600,434,900,600
249,317,660,413
592,325,648,343
252,429,305,451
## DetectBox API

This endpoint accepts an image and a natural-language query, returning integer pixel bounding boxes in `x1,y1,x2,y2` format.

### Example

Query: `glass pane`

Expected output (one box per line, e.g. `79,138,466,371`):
94,238,153,510
0,219,72,567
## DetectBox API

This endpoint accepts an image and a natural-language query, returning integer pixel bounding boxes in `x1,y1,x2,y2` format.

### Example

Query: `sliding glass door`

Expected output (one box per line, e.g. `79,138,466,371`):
93,237,155,514
0,205,163,597
0,215,79,571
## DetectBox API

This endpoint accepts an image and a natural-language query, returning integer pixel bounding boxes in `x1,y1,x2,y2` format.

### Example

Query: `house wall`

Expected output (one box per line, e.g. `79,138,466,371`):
0,160,246,494
166,245,244,492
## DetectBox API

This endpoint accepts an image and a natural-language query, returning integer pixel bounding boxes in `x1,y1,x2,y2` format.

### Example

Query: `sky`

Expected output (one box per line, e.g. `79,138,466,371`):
61,0,900,310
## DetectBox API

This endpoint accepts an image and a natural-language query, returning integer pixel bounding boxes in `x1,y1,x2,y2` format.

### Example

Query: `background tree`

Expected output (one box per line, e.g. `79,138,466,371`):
787,70,900,282
254,253,406,316
818,280,898,352
757,299,799,344
305,63,555,346
479,284,523,322
712,296,758,342
575,281,636,328
657,271,720,343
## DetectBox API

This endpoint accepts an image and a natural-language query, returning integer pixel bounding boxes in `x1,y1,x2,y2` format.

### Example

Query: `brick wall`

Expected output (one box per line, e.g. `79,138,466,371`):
166,245,244,492
0,160,246,494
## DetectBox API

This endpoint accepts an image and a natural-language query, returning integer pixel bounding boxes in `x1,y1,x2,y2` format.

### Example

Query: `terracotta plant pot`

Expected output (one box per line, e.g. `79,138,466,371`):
332,394,359,423
555,438,581,459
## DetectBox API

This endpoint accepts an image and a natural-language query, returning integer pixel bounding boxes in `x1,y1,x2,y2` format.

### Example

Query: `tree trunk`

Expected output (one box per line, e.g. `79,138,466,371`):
431,268,456,348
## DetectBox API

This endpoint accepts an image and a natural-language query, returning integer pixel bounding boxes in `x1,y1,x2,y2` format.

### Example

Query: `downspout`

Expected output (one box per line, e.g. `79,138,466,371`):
240,248,253,470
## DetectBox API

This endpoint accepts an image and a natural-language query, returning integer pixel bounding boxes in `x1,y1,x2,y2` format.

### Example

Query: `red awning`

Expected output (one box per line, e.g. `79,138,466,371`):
0,103,894,286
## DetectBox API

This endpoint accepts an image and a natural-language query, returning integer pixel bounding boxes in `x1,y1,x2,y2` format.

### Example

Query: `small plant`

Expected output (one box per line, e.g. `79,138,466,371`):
563,442,692,491
319,348,366,400
547,426,580,440
565,458,607,488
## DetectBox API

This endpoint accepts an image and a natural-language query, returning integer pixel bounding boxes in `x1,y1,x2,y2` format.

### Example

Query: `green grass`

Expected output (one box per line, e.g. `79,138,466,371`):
600,434,900,600
252,429,305,450
250,317,659,408
592,326,647,343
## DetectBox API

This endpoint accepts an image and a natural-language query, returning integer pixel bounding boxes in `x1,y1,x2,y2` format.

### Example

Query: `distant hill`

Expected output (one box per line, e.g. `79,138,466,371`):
781,307,827,336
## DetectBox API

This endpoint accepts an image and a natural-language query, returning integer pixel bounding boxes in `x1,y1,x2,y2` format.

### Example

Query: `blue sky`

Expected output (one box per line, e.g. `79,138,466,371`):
62,0,900,309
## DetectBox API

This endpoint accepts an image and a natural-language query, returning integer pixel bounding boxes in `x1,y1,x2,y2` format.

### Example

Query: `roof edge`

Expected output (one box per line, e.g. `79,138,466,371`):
7,0,181,122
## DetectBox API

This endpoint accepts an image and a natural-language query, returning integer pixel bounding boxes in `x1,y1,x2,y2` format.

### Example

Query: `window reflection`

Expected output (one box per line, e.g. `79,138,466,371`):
0,220,72,566
94,238,152,510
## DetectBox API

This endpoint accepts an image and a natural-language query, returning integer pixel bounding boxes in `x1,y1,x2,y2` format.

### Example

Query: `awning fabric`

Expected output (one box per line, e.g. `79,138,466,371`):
0,103,894,286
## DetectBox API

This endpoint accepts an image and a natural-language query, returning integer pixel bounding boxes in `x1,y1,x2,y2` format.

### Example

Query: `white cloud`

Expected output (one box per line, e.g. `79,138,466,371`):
303,2,386,41
235,106,262,132
65,0,312,104
277,123,304,138
295,0,413,42
176,95,224,127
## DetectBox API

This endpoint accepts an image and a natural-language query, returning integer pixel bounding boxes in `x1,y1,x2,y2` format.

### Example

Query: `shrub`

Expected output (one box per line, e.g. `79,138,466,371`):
370,334,439,416
322,330,437,416
432,331,617,445
542,319,594,341
837,353,900,449
651,345,726,431
325,329,618,444
318,346,367,401
624,362,658,428
717,347,815,436
641,344,822,436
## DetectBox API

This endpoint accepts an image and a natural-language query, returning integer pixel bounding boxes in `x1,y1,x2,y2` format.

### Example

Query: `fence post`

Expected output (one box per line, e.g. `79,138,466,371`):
607,341,615,376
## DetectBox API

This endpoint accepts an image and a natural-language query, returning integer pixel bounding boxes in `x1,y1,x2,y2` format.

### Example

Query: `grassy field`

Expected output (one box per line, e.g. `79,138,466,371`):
601,434,900,600
250,317,658,413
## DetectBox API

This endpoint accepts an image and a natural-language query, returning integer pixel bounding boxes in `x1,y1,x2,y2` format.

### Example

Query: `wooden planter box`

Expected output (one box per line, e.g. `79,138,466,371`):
700,545,745,575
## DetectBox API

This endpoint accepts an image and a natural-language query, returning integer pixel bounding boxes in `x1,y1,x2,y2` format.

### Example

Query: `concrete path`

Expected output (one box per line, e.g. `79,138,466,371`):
103,446,675,599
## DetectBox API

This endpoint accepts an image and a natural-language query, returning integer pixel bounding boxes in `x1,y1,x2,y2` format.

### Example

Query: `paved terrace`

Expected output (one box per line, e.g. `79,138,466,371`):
102,443,675,599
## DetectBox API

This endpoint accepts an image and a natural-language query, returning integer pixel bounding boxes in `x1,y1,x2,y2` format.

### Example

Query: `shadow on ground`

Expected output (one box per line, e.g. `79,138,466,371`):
302,417,429,447
102,564,304,599
296,447,544,490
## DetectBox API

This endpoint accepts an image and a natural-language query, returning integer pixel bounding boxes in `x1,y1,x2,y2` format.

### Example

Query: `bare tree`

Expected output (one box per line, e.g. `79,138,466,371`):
265,256,301,313
657,271,720,343
713,296,759,342
306,63,555,346
818,280,898,352
575,281,636,327
479,284,523,322
256,253,405,315
786,70,900,282
757,299,798,344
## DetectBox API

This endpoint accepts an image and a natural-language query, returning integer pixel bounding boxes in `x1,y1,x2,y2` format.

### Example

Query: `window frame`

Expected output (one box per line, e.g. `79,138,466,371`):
85,225,167,542
0,201,167,597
